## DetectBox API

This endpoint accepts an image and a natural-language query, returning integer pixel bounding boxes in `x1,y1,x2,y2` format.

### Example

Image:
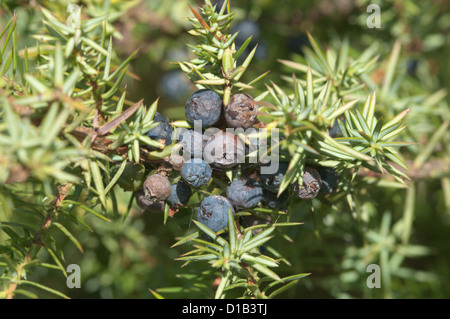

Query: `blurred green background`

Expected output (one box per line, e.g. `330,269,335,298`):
1,0,449,298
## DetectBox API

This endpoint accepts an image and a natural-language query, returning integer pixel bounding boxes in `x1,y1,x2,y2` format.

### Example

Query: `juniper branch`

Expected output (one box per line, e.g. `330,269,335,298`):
1,183,73,299
356,159,450,181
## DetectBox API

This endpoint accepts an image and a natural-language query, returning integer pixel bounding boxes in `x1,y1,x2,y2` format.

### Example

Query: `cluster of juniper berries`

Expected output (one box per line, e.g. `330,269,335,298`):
131,89,339,232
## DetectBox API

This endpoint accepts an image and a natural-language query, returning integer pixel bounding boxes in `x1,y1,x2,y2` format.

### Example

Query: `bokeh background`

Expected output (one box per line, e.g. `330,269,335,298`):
1,0,449,298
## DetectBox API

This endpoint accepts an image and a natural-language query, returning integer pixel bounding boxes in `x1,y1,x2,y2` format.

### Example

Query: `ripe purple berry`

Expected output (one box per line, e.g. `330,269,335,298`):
180,159,212,188
292,166,322,199
143,174,172,202
225,93,258,129
185,89,222,128
203,131,245,169
226,178,263,209
167,180,192,207
197,195,235,232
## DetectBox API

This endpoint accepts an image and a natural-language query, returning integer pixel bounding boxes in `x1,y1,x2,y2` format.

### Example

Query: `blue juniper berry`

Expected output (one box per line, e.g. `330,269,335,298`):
407,59,419,77
177,128,206,159
180,158,212,188
145,112,174,148
185,89,222,128
159,70,191,103
226,177,263,209
167,180,192,206
328,119,345,138
261,189,289,210
234,19,260,49
317,166,339,194
197,195,235,232
260,161,289,193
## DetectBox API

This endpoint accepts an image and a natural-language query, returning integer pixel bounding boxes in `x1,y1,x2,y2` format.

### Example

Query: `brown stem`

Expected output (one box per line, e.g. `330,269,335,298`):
4,259,28,299
68,126,165,164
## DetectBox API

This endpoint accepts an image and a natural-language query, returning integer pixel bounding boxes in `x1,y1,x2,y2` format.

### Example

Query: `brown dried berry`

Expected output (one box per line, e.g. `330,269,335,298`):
135,190,165,213
292,166,322,199
203,131,245,169
168,154,185,171
225,93,258,129
143,174,172,202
